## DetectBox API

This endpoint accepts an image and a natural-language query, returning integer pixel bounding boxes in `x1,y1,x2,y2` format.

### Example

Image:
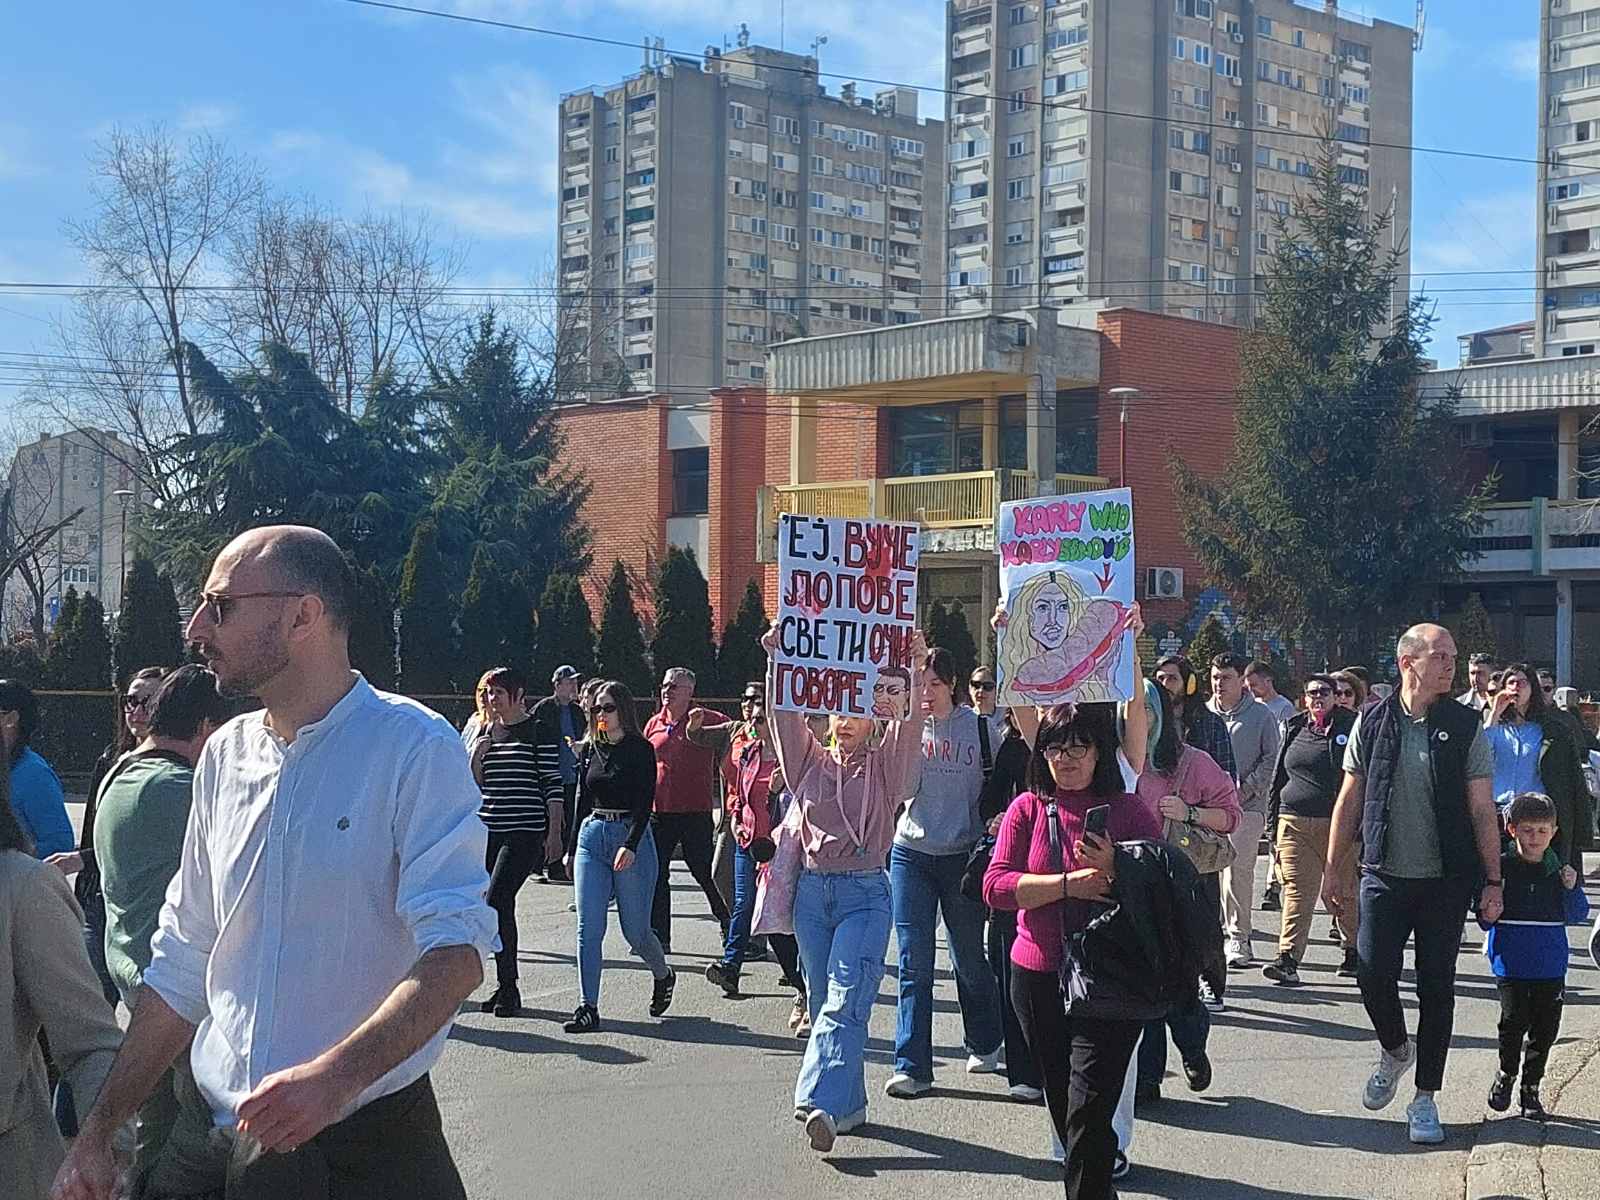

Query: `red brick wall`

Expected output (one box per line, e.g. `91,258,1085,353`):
707,388,768,628
1095,309,1241,631
556,396,669,622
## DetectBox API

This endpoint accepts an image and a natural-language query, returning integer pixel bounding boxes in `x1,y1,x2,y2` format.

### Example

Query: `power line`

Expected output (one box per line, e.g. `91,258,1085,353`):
335,0,1545,169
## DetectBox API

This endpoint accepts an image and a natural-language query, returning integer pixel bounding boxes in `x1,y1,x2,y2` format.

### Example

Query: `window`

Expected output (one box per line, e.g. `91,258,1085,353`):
810,191,826,209
1580,121,1593,144
1194,44,1211,66
1549,181,1583,202
1213,274,1235,294
1335,122,1369,144
1046,25,1088,49
1256,15,1272,36
773,115,799,138
1338,166,1369,186
1009,45,1037,69
602,217,618,235
1005,219,1031,245
1173,37,1187,59
1007,136,1029,157
1189,264,1208,282
1010,3,1029,23
1342,83,1369,105
1191,86,1211,108
811,154,829,173
604,146,619,163
811,227,825,244
772,152,791,171
1007,177,1032,200
1009,90,1029,113
1224,16,1240,36
1169,169,1184,192
952,134,991,160
626,168,655,186
1176,0,1213,16
1005,265,1028,287
1044,161,1085,185
671,448,709,516
891,137,925,157
1337,38,1371,63
1256,231,1269,252
625,239,654,263
950,181,989,201
1216,53,1239,79
1043,251,1084,275
1562,344,1597,357
1047,70,1089,95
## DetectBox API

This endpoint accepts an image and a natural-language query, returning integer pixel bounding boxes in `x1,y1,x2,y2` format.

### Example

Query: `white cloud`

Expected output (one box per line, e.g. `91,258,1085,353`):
176,103,238,132
1506,39,1540,81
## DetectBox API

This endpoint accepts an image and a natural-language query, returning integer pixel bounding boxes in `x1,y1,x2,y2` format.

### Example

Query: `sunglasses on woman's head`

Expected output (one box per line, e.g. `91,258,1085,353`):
595,702,619,714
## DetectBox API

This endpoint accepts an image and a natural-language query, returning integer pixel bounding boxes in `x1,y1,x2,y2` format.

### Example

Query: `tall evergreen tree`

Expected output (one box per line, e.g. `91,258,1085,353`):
650,547,718,696
458,546,504,686
114,555,185,684
533,572,598,689
1185,614,1233,695
397,519,457,693
1172,139,1489,667
717,580,768,697
47,587,82,686
1450,592,1500,689
348,561,398,691
71,593,114,689
595,560,651,695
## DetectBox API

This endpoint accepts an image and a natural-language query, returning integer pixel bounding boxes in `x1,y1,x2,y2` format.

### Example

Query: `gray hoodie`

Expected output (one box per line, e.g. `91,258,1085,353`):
1208,693,1281,817
895,706,988,856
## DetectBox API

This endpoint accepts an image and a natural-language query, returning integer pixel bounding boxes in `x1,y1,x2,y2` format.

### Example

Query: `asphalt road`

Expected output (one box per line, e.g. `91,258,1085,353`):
432,859,1600,1200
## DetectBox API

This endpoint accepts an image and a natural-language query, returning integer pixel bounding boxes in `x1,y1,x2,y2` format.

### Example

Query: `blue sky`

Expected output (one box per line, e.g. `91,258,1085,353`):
0,0,1541,418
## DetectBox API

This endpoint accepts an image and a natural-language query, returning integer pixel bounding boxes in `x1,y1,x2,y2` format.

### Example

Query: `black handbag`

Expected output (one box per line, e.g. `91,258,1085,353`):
959,716,996,901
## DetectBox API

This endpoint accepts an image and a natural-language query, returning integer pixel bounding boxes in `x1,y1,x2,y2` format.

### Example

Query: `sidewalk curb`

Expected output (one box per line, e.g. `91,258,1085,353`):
1462,1034,1600,1200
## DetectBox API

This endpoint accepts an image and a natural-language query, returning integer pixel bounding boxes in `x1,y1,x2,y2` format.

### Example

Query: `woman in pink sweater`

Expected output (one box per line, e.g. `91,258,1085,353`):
762,628,927,1154
982,705,1161,1200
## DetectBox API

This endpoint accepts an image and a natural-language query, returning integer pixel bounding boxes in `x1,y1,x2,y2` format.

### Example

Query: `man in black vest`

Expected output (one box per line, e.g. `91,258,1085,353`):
1325,622,1504,1145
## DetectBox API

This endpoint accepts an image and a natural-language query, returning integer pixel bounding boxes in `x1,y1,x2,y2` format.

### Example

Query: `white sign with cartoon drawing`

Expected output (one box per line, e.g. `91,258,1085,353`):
995,487,1136,706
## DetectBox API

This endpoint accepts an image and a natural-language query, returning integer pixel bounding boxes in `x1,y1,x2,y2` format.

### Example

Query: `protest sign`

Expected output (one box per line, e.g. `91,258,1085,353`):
995,486,1136,706
774,514,920,718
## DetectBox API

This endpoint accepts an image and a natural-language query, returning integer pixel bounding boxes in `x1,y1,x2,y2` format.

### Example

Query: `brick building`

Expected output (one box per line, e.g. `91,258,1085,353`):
554,307,1243,662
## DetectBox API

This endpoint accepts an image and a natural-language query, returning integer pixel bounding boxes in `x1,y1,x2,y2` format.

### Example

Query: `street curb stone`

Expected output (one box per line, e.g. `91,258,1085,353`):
1462,1035,1600,1200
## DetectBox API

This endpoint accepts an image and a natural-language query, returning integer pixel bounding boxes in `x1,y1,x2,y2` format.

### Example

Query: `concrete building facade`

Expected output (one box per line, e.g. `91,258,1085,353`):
943,0,1413,325
557,40,947,397
2,428,144,639
1537,0,1600,357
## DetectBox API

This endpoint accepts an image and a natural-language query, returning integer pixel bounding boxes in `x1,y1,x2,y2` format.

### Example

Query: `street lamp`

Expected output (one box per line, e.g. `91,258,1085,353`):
1108,388,1141,488
112,488,134,604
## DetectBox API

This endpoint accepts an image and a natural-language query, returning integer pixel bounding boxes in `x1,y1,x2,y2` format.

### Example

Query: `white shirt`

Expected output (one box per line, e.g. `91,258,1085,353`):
145,676,495,1126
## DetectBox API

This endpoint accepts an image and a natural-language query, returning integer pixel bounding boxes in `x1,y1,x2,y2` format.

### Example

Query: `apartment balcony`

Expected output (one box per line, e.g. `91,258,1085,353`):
950,201,989,229
956,73,991,100
1046,225,1085,248
1466,499,1600,576
1546,252,1600,290
952,27,991,57
564,131,591,153
755,470,1110,561
891,187,924,209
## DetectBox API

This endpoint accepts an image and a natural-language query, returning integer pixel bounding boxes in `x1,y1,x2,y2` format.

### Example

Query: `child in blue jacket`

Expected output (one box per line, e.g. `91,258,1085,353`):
1481,792,1590,1120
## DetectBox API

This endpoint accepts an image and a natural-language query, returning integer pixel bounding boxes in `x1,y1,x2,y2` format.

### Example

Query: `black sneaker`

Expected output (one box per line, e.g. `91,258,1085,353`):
1134,1080,1162,1107
1262,954,1301,986
1337,948,1360,978
1183,1053,1212,1093
1520,1084,1548,1121
563,1004,600,1034
492,984,521,1018
1260,885,1281,912
705,961,741,998
650,968,677,1017
1487,1070,1514,1113
479,986,503,1014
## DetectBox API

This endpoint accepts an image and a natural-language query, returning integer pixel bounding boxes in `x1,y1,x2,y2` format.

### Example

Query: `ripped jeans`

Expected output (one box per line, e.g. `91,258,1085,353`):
792,867,893,1120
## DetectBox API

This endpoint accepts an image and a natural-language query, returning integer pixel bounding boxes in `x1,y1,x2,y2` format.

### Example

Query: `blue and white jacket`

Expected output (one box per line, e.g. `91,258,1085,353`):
1481,848,1590,981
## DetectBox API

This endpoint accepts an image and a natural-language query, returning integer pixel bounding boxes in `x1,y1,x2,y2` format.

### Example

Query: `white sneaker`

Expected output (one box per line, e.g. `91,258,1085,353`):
836,1106,867,1135
1406,1093,1444,1144
1225,938,1253,968
1198,978,1224,1012
805,1108,837,1152
1362,1040,1416,1111
884,1072,931,1098
1008,1083,1044,1102
967,1048,1005,1075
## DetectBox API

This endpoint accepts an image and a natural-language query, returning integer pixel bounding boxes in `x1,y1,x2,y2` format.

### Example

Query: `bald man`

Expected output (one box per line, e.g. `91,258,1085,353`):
53,526,496,1200
1324,622,1504,1147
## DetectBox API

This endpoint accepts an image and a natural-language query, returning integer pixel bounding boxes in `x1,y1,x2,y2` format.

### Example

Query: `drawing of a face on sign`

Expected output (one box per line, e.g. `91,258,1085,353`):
999,570,1129,704
872,666,912,720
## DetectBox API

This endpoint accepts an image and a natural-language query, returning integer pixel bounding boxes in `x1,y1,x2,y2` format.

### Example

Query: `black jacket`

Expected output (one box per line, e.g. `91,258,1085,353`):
1267,707,1357,832
1062,839,1213,1022
1528,715,1589,861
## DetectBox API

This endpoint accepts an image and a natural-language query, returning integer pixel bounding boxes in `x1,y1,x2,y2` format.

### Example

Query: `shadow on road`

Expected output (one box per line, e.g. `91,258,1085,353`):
1138,1093,1475,1154
1120,1162,1363,1199
824,1121,1061,1182
448,1021,648,1065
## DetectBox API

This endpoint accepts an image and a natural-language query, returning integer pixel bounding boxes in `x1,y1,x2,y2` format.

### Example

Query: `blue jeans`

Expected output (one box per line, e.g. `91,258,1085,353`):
574,818,670,1008
720,841,758,972
889,843,1003,1081
793,868,893,1120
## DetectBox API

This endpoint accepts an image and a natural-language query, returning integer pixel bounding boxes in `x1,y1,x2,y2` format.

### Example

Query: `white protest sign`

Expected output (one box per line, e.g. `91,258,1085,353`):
774,514,920,718
995,486,1137,706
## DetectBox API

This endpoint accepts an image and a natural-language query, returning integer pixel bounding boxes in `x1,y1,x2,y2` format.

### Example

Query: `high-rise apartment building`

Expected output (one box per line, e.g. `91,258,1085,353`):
944,0,1414,325
557,39,946,395
1537,1,1600,357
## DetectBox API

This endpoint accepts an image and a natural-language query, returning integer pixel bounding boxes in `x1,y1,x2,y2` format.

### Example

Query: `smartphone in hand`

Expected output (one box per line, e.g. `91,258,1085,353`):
1084,804,1110,840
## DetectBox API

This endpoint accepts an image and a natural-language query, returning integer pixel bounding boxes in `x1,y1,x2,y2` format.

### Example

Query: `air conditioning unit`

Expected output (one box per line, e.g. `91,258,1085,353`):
1228,76,1239,86
734,117,745,128
1229,245,1239,256
1230,161,1242,173
1229,204,1242,216
1227,116,1242,127
1146,567,1185,600
1231,31,1244,43
877,183,887,192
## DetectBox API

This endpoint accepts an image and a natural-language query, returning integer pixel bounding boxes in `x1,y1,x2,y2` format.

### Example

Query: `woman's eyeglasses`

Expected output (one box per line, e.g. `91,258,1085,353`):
595,702,620,715
1304,687,1332,699
1043,742,1093,762
1335,687,1355,698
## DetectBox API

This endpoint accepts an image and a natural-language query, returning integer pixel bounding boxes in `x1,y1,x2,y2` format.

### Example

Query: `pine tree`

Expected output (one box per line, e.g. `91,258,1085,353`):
46,588,82,688
397,519,457,693
650,546,718,696
1172,138,1489,667
532,573,598,689
1450,591,1500,690
76,593,113,690
458,547,504,687
114,555,185,684
595,560,651,695
924,600,956,657
1185,614,1233,697
348,562,398,691
716,580,769,697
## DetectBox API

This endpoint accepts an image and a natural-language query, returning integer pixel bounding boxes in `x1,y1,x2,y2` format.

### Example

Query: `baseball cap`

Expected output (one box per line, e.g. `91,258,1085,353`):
552,665,581,683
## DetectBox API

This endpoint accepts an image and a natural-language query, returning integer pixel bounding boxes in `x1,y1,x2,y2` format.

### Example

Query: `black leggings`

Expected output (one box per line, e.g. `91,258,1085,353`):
650,811,730,947
486,830,544,987
1011,964,1141,1200
771,933,805,996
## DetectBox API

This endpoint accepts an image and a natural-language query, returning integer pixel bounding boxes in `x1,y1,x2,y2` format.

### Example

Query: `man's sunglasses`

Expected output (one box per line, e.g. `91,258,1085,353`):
1305,687,1332,699
197,590,304,626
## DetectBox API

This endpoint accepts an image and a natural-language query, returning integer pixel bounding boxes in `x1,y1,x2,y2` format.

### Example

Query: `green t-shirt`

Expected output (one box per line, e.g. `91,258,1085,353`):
95,752,195,1001
1344,701,1493,879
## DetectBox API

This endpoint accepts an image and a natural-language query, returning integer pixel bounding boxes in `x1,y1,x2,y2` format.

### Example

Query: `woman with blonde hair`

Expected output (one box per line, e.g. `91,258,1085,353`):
998,571,1129,706
461,669,496,746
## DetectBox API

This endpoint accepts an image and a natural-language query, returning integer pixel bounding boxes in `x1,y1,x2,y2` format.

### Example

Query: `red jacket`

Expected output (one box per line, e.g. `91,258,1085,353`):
722,729,778,847
644,708,725,814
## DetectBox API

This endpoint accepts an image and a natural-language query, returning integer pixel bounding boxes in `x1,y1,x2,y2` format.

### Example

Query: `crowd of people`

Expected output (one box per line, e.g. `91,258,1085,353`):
0,522,1595,1200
